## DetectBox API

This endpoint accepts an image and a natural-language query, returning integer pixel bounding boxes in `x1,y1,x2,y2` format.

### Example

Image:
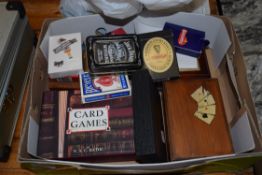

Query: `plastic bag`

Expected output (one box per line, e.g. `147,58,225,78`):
90,0,143,19
137,0,192,10
60,0,193,19
60,0,97,17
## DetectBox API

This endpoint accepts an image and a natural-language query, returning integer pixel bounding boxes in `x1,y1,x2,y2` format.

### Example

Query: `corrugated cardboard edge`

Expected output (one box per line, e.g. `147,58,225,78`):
217,16,262,150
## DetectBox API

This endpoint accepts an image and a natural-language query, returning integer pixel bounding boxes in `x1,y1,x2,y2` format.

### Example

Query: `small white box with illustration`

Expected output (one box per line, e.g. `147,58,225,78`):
48,33,83,79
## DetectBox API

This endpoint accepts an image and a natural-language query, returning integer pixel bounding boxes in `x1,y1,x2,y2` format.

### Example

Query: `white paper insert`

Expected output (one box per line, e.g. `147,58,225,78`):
230,111,255,153
41,12,231,70
27,117,39,157
177,53,199,71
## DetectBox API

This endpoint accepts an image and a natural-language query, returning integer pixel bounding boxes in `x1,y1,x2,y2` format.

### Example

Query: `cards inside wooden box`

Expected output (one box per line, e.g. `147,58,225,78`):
163,79,233,160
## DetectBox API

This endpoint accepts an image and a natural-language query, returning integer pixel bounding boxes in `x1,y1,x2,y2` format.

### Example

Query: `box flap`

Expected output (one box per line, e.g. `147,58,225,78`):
27,116,39,157
39,154,234,172
40,12,230,69
134,12,231,68
40,15,135,59
231,111,255,153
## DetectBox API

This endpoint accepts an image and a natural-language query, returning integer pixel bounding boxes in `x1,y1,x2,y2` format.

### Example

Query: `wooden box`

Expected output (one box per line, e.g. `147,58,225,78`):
163,79,233,160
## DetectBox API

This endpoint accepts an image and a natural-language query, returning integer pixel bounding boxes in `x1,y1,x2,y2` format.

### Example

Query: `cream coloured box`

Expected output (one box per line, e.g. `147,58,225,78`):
48,33,83,79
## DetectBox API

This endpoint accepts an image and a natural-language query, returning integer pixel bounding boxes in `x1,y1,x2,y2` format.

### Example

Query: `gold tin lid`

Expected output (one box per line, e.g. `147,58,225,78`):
143,37,174,73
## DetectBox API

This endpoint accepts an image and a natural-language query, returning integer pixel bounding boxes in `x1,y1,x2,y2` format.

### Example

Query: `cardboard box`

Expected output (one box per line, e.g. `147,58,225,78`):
18,12,262,174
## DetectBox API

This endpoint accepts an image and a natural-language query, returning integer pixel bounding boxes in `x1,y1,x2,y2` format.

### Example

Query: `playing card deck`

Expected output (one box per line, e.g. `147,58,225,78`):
48,33,83,79
163,23,209,57
163,79,233,160
86,34,142,73
79,72,131,103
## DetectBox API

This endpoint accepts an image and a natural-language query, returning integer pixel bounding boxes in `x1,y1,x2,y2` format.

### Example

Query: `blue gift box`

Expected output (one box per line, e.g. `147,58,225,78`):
163,22,209,57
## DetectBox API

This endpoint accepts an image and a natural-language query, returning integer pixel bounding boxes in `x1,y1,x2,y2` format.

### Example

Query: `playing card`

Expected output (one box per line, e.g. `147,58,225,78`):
197,105,216,115
203,89,209,98
198,94,215,107
194,111,215,125
191,86,209,102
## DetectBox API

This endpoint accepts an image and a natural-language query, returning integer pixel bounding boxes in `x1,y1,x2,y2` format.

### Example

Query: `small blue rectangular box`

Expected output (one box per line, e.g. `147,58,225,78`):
163,23,209,57
80,72,131,103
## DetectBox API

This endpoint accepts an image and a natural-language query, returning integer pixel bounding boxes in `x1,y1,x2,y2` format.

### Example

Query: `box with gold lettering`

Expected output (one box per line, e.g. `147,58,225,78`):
138,31,180,81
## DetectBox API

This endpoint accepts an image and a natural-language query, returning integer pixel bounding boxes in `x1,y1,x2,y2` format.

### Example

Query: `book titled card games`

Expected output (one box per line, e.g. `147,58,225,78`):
37,90,135,162
79,72,131,103
48,33,83,79
163,79,233,160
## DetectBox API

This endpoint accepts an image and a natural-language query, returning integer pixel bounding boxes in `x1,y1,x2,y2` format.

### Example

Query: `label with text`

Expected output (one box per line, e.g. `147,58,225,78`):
67,106,110,134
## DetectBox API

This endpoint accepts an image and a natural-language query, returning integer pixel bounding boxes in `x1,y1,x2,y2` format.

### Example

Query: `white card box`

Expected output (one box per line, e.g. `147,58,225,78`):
48,33,83,79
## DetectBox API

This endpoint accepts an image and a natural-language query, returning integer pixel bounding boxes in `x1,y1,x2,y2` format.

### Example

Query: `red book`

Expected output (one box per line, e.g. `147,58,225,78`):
37,90,135,162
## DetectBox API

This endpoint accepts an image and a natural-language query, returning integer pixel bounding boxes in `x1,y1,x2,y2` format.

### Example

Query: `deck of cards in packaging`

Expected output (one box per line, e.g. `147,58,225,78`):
48,33,83,79
80,72,131,103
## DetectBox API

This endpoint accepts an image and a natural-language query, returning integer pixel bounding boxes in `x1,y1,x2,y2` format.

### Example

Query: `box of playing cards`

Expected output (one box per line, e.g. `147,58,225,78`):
163,23,209,57
48,33,83,79
79,72,131,103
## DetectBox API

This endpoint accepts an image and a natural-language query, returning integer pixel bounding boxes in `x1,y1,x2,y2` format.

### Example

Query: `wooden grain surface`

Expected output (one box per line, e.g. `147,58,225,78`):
22,0,61,35
0,0,252,174
163,79,233,160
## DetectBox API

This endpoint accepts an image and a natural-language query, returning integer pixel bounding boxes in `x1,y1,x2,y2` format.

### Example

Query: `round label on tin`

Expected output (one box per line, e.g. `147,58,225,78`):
143,37,174,73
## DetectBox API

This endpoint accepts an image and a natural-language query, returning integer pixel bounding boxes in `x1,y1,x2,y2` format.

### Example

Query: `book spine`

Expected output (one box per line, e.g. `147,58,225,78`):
37,91,59,159
68,128,134,145
109,117,133,129
67,140,135,158
109,107,133,118
58,91,68,158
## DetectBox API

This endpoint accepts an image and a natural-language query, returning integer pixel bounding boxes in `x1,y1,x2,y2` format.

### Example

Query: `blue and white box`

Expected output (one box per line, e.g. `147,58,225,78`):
79,72,131,103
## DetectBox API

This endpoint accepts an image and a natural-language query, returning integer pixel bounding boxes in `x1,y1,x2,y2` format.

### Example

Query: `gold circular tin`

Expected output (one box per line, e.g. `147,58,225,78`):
143,37,174,73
